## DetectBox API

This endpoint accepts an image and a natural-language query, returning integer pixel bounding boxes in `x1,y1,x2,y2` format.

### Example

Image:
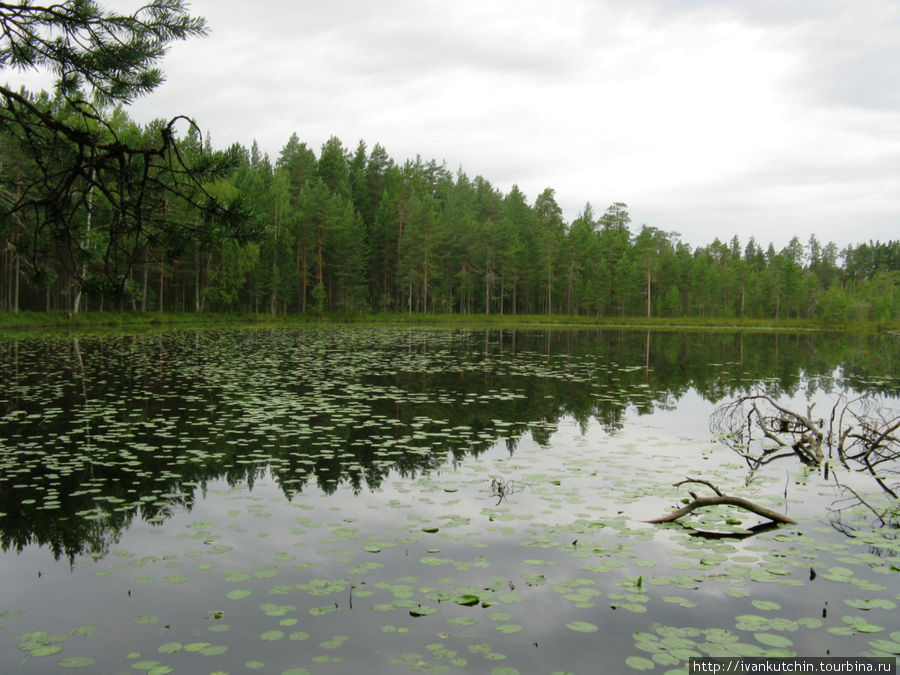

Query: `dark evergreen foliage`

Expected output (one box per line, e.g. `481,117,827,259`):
0,0,253,312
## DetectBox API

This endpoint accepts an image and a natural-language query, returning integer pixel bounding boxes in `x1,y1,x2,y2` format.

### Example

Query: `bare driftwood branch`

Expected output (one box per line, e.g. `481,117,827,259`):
646,478,796,526
673,477,724,496
711,392,899,497
645,495,796,525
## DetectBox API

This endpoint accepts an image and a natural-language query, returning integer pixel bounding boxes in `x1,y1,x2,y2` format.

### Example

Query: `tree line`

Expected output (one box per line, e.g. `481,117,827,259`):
1,3,897,321
4,114,898,321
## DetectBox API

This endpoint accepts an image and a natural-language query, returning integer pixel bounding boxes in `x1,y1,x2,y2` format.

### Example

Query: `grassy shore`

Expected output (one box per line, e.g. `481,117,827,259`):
1,309,897,334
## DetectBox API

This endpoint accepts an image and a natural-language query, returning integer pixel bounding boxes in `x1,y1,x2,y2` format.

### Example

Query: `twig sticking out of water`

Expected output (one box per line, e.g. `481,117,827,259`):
491,476,525,505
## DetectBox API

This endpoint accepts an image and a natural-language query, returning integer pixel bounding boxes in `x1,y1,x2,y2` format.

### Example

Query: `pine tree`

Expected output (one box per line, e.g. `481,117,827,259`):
0,0,252,310
534,188,564,315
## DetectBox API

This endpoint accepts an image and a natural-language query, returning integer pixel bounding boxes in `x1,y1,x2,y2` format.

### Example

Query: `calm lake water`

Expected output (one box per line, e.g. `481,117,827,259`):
0,328,898,674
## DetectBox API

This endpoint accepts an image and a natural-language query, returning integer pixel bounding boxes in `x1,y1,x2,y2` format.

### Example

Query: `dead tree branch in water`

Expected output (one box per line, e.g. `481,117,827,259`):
490,476,525,505
710,393,900,496
827,472,900,541
645,478,796,526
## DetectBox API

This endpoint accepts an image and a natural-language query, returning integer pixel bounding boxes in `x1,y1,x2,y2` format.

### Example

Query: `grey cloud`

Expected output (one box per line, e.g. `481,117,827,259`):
652,0,900,112
803,45,900,111
649,0,832,25
330,9,582,86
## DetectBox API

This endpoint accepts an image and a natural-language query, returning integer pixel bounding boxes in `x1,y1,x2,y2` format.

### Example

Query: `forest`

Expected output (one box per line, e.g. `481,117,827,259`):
3,97,899,322
1,3,898,322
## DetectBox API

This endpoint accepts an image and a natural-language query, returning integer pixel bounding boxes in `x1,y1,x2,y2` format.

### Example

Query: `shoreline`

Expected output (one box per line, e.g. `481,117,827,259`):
1,310,896,335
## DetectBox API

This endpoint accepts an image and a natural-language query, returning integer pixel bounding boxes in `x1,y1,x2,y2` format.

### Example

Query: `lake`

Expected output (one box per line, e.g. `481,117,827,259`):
1,327,898,674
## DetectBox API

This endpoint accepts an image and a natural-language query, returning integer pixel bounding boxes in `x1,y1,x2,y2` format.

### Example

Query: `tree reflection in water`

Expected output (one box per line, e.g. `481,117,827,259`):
0,327,897,562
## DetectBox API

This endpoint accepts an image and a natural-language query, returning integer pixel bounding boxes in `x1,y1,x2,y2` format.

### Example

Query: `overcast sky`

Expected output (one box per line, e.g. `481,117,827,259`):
11,0,900,250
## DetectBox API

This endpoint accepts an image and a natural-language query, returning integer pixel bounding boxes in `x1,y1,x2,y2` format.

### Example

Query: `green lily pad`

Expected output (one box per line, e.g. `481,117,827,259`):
58,657,96,668
319,635,349,649
183,642,211,652
134,616,159,626
455,595,480,606
29,645,64,657
129,661,163,671
754,633,793,648
68,625,99,637
626,655,656,670
200,644,228,656
844,598,896,611
448,617,478,627
867,639,900,654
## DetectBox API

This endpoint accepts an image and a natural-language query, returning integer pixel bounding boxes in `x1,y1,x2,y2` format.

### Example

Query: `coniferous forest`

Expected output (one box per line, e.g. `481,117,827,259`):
1,5,897,322
5,115,899,322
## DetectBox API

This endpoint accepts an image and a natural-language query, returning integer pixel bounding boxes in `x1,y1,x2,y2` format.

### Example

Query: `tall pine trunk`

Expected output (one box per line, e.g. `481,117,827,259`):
73,169,95,313
141,253,148,312
194,249,201,313
423,238,429,314
158,256,165,312
12,242,19,315
546,250,552,315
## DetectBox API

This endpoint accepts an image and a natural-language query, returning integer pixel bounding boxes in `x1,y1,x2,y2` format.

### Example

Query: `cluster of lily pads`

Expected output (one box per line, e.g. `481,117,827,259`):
0,328,897,673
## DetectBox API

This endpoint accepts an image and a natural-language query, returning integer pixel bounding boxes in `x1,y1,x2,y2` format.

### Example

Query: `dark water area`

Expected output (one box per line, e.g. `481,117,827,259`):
0,328,898,674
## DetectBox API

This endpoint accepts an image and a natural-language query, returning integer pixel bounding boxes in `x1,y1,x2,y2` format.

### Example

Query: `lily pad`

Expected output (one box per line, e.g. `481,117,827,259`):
754,633,793,648
58,657,97,668
134,616,159,626
455,595,480,606
626,656,656,670
867,639,900,654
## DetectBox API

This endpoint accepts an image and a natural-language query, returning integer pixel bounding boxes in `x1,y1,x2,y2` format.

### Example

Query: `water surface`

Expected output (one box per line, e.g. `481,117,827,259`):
1,328,898,673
